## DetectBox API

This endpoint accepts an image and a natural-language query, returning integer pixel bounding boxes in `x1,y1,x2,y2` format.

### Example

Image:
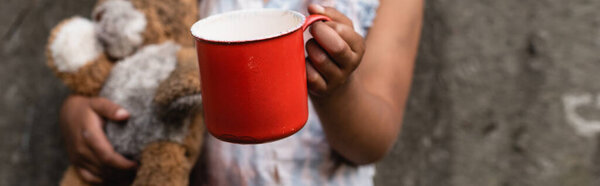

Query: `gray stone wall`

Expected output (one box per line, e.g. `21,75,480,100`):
374,0,600,186
2,0,600,185
1,0,95,185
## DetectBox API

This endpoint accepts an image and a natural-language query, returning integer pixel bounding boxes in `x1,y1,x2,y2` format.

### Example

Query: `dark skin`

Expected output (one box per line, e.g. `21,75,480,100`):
306,1,422,164
60,0,423,182
60,96,136,183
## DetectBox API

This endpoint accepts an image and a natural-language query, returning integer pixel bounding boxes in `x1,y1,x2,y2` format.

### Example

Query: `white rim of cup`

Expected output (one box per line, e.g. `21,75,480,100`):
190,9,306,43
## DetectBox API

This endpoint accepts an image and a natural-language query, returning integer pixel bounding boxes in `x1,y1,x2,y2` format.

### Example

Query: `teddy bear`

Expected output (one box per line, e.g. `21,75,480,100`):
45,0,204,185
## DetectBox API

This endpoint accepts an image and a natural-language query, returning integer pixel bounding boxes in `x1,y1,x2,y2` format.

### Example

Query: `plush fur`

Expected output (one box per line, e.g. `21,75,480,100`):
49,17,103,73
46,17,114,96
131,0,198,47
101,42,189,158
46,0,204,185
93,0,146,59
132,141,190,186
154,47,202,106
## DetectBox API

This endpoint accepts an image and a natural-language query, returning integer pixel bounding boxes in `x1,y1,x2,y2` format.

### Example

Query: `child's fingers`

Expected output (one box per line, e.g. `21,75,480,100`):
89,97,130,121
306,39,344,83
324,21,365,56
72,143,103,173
306,62,328,96
308,4,353,27
82,113,136,170
76,159,103,179
77,167,103,184
310,21,357,70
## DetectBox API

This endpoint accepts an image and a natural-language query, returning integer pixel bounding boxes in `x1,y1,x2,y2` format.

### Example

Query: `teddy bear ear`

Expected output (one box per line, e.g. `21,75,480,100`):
93,0,147,59
46,16,114,96
130,0,198,47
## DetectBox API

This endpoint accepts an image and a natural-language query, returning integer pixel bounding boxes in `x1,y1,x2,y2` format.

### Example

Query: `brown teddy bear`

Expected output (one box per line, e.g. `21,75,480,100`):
45,0,204,185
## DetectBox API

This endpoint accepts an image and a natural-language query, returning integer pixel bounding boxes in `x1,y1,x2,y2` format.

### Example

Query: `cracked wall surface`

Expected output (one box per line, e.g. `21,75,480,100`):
2,0,600,186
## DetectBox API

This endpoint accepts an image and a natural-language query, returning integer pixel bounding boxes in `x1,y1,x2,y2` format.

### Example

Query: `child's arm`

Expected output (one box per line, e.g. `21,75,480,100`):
307,0,423,165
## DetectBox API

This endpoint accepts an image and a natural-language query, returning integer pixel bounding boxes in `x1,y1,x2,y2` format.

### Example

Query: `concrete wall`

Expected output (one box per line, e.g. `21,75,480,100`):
0,0,95,185
374,0,600,185
2,0,600,185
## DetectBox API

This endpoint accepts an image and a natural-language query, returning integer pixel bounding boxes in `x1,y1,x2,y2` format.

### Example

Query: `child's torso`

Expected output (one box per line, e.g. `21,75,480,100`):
197,0,379,185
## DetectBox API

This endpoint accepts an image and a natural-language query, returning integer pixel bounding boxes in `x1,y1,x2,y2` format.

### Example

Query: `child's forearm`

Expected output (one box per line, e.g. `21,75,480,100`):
311,76,404,165
312,0,423,165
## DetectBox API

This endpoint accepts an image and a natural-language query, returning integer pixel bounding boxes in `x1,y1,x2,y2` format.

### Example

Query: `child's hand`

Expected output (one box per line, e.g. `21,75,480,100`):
60,95,137,183
306,4,365,97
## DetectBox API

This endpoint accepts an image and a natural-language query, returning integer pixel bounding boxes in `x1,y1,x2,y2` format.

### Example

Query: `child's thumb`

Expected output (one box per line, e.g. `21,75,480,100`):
89,97,130,121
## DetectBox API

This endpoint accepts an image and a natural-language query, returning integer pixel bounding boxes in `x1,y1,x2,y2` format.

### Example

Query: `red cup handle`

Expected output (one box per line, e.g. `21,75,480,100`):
302,15,331,31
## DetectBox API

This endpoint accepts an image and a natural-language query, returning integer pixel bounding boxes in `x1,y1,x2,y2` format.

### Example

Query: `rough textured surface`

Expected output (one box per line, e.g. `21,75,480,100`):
3,0,600,186
374,0,600,186
0,0,95,185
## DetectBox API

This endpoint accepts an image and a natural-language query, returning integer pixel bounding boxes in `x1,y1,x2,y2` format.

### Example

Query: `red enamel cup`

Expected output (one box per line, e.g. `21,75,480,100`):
190,9,330,144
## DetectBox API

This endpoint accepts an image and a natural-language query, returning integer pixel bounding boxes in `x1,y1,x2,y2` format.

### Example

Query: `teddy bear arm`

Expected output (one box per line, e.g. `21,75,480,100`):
132,141,192,186
154,47,201,106
182,109,205,164
131,111,205,186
